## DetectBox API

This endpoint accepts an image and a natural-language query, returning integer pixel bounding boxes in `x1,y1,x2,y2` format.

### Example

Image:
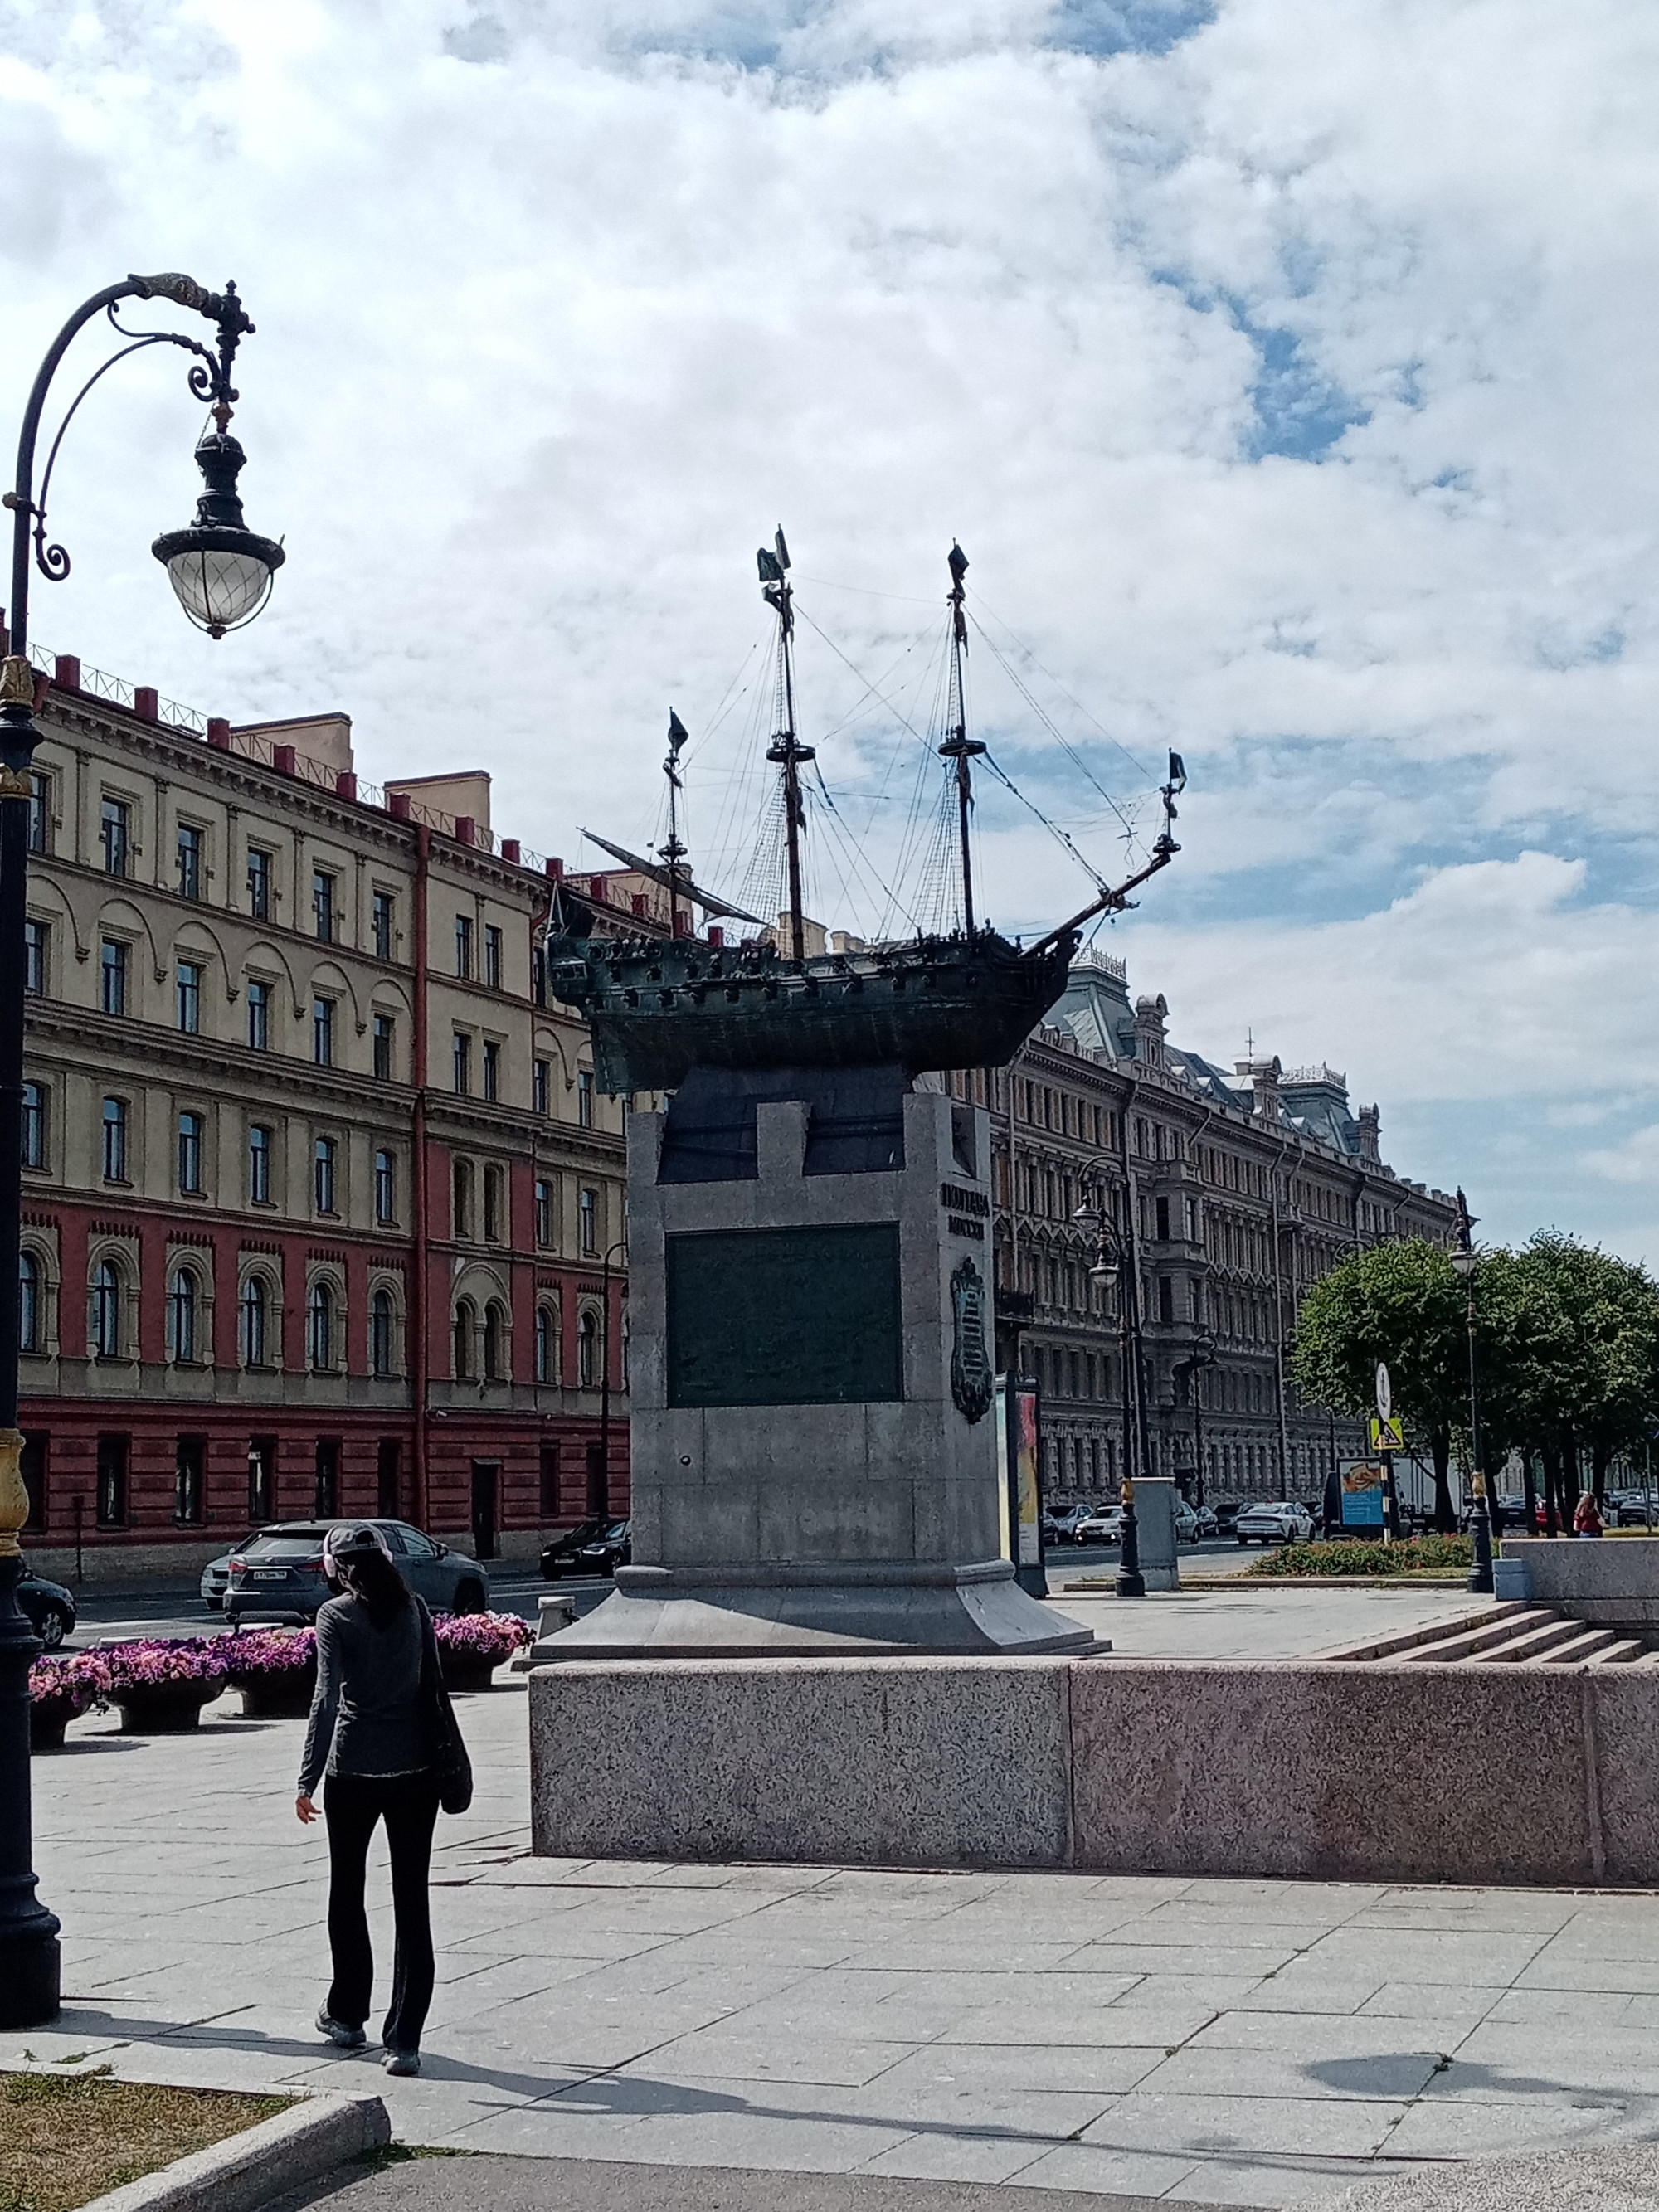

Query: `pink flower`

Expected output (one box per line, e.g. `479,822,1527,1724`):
433,1611,532,1663
31,1652,113,1712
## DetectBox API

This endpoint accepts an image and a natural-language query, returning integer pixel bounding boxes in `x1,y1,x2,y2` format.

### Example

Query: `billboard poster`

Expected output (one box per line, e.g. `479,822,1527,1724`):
1340,1461,1387,1529
1014,1387,1042,1568
995,1375,1011,1562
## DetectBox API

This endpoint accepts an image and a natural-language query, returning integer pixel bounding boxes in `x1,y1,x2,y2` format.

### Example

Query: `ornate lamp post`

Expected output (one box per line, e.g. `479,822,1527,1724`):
1451,1188,1493,1597
1175,1330,1216,1508
1076,1185,1146,1598
595,1240,629,1524
0,275,282,2029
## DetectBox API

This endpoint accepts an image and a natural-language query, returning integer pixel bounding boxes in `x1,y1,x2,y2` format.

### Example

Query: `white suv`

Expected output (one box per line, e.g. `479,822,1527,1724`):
1235,1500,1314,1546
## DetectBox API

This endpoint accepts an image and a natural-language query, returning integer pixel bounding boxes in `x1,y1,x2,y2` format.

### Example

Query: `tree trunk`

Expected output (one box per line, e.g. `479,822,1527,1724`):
1521,1451,1540,1539
1564,1429,1582,1522
1431,1428,1456,1534
1592,1438,1612,1501
1541,1442,1561,1536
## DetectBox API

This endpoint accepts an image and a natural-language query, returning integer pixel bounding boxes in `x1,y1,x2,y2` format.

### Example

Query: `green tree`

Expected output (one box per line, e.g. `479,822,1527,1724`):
1292,1239,1469,1531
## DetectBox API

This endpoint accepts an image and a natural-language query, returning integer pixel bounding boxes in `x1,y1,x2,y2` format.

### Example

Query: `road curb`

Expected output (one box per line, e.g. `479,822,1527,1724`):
1063,1574,1472,1592
75,2089,389,2212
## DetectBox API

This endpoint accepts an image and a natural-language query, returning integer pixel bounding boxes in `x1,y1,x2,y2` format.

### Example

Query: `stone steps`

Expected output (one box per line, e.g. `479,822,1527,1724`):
1326,1602,1654,1667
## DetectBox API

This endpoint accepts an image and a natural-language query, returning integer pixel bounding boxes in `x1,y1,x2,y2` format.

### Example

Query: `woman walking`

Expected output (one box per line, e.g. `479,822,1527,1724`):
295,1524,443,2076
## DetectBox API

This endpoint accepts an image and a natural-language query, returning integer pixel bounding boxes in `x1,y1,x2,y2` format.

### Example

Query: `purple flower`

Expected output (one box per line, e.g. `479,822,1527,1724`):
223,1628,317,1683
31,1651,113,1712
433,1611,531,1663
102,1635,231,1694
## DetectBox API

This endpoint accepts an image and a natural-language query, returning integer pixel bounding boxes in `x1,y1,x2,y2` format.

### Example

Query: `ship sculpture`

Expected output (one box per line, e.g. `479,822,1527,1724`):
542,535,1184,1094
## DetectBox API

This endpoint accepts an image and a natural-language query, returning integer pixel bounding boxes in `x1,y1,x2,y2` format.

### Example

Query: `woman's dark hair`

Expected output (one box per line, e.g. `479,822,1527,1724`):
340,1546,412,1628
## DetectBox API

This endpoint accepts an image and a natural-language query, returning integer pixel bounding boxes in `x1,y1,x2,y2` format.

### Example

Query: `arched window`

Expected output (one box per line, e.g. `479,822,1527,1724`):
370,1286,395,1378
483,1302,504,1380
308,1279,335,1372
577,1307,599,1388
168,1266,198,1363
90,1258,121,1359
241,1275,269,1368
534,1303,557,1385
18,1251,41,1355
453,1297,475,1380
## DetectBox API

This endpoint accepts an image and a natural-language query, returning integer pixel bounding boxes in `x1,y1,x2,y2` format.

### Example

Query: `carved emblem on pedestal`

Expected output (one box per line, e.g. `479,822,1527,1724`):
950,1257,994,1424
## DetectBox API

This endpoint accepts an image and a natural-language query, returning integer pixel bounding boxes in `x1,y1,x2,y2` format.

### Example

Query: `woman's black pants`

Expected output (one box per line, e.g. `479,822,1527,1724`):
323,1771,441,2052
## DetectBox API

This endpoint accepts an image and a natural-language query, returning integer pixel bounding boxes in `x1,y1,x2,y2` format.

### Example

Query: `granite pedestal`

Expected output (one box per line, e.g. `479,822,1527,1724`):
1130,1475,1180,1592
542,1068,1092,1658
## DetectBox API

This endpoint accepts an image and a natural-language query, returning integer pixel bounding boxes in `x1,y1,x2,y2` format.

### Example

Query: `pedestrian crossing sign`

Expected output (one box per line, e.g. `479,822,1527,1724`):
1368,1415,1404,1454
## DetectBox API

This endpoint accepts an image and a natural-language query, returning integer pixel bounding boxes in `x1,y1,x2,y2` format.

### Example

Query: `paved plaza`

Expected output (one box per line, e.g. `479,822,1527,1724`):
14,1596,1659,2209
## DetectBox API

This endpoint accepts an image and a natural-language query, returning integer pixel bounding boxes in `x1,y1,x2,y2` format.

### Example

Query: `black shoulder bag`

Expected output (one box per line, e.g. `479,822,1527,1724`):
418,1602,474,1816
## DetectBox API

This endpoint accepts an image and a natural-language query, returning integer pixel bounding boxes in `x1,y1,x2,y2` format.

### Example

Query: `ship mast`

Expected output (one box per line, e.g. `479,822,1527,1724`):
659,708,689,939
758,527,815,963
937,542,985,935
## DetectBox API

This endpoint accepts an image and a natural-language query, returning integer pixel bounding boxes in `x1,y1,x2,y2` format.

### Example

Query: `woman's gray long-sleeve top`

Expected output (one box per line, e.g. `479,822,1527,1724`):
298,1592,431,1796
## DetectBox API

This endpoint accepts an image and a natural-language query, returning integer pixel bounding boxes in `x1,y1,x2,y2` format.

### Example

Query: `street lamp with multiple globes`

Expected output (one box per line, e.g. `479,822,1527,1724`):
1075,1184,1146,1598
1451,1188,1495,1597
1175,1330,1217,1508
0,274,283,2030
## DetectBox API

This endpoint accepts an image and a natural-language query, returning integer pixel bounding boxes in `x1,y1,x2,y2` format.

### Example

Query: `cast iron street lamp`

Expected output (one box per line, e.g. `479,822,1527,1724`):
1451,1188,1494,1597
595,1240,629,1523
1175,1330,1217,1508
1076,1185,1146,1598
0,274,282,2030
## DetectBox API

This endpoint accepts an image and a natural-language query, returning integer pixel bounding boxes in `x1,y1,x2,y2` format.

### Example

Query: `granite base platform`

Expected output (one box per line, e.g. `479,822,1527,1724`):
538,1559,1099,1658
529,1654,1659,1881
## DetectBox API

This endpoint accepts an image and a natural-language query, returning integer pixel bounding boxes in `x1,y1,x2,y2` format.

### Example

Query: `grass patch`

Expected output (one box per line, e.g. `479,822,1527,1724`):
0,2069,285,2212
1247,1534,1474,1578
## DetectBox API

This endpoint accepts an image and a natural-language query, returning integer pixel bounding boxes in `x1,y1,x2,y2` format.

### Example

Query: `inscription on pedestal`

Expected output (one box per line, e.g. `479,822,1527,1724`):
667,1223,902,1407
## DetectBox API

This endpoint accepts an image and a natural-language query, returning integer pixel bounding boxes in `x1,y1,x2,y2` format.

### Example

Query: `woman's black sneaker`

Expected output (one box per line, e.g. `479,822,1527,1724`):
316,2008,367,2050
382,2049,420,2076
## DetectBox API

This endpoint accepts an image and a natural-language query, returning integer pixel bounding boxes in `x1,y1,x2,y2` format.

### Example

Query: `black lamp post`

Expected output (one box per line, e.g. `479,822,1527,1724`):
595,1240,628,1524
1452,1188,1493,1597
0,274,281,2030
1175,1330,1216,1508
1076,1186,1146,1598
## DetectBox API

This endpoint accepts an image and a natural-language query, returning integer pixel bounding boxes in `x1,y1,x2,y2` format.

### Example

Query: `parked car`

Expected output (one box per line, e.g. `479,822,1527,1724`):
540,1519,611,1578
1042,1505,1097,1546
201,1534,261,1612
1213,1501,1244,1536
1076,1505,1126,1545
1608,1489,1658,1528
1173,1499,1200,1544
18,1564,75,1649
1235,1500,1315,1546
225,1519,489,1626
575,1520,632,1577
1193,1505,1219,1540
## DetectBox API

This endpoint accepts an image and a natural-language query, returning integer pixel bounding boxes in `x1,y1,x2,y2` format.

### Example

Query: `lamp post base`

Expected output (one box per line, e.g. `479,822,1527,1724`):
0,1923,61,2029
1117,1494,1146,1599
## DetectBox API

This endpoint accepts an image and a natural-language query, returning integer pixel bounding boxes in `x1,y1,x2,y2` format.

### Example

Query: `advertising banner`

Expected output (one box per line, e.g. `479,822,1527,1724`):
1014,1388,1042,1568
1340,1461,1387,1529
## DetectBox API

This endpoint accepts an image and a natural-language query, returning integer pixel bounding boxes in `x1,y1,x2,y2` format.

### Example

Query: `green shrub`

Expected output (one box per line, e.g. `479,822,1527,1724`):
1247,1534,1473,1578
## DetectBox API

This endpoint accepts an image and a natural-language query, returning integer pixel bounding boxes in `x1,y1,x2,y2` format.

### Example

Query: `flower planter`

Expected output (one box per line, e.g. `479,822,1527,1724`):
30,1701,74,1752
223,1630,317,1720
432,1611,529,1692
236,1671,317,1719
438,1650,500,1694
112,1681,224,1733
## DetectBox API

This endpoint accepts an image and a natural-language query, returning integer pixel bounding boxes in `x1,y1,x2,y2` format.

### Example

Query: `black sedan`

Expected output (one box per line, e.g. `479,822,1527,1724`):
577,1520,631,1577
18,1566,75,1650
540,1519,610,1579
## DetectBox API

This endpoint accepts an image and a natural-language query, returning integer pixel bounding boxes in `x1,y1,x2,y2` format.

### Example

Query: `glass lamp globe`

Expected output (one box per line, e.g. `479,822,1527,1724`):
153,427,284,640
1452,1246,1477,1281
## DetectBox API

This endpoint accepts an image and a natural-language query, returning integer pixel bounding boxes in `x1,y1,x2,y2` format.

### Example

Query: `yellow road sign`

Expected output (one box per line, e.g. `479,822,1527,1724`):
1369,1415,1404,1454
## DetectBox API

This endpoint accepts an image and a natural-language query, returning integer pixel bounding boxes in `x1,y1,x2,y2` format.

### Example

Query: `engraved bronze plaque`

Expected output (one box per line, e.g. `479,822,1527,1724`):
666,1223,902,1407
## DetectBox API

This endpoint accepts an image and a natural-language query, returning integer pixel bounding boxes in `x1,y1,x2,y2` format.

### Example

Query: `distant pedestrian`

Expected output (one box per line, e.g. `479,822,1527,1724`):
295,1524,463,2077
1574,1491,1605,1539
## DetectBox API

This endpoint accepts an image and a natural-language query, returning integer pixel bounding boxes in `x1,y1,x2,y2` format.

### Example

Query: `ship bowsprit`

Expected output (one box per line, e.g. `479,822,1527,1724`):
543,928,1078,1095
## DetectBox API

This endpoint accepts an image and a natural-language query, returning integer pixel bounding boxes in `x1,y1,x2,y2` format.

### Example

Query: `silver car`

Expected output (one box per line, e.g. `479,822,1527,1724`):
1235,1500,1314,1545
224,1519,489,1626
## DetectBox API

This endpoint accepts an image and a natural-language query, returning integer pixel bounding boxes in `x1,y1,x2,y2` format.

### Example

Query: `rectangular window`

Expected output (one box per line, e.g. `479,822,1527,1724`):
95,1435,129,1528
27,771,49,856
452,1031,471,1095
455,914,473,979
577,1069,594,1127
372,1012,394,1081
374,1147,395,1224
533,1058,549,1116
100,938,127,1017
23,919,46,997
102,1096,127,1182
176,823,203,901
579,1184,597,1256
372,889,394,960
482,1039,500,1101
314,1136,337,1214
484,925,503,989
21,1082,46,1170
314,1439,339,1519
534,1177,553,1247
313,868,335,941
247,846,272,920
178,1111,204,1194
174,1437,205,1526
246,978,270,1051
313,996,333,1067
100,797,130,878
249,1123,271,1205
539,1443,559,1519
483,1165,502,1242
176,960,202,1035
377,1439,401,1518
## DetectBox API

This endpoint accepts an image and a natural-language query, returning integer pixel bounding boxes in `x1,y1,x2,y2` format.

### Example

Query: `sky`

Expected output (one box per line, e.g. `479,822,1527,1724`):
3,0,1658,1259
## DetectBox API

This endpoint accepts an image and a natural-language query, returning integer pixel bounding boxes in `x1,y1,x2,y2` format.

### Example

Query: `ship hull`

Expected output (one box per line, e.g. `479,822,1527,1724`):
544,930,1078,1094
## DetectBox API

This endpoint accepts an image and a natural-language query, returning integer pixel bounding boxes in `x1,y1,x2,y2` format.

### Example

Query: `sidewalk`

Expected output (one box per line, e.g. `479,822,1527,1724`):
15,1641,1659,2208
